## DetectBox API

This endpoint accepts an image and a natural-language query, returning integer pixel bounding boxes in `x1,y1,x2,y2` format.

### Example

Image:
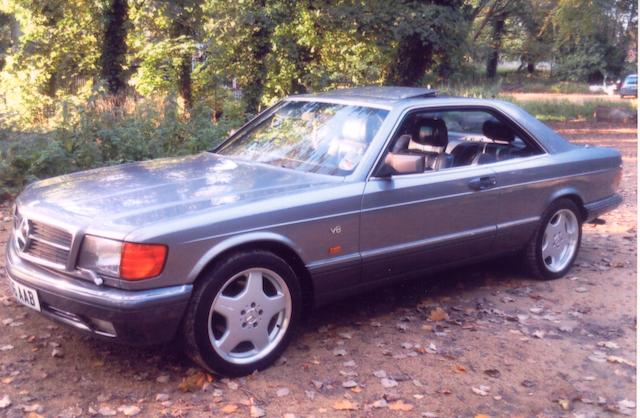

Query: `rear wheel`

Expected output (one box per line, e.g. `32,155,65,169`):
183,250,302,376
524,199,582,280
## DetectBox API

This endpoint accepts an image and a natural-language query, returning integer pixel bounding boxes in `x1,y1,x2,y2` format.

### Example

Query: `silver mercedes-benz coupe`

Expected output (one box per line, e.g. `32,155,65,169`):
5,87,622,375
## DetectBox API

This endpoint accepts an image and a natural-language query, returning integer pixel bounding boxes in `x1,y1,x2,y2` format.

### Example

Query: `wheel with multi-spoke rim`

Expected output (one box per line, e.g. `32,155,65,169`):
183,250,302,376
524,198,582,280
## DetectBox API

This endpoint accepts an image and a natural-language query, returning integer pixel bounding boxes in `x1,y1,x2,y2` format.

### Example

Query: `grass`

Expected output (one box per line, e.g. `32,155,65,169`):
510,99,636,122
437,82,636,122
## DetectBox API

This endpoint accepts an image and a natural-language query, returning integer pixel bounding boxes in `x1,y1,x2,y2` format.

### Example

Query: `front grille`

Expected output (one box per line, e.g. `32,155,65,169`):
25,221,72,266
27,239,70,265
30,222,73,248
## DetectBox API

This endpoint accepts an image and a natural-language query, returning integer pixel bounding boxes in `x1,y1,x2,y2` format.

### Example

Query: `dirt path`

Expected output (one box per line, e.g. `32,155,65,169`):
502,92,636,104
0,121,636,418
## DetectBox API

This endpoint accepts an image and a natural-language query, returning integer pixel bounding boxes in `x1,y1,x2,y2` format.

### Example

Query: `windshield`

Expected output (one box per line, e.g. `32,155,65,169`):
217,101,389,176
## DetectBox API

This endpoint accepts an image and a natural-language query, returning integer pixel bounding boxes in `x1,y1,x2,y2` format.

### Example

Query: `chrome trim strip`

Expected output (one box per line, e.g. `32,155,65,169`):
496,216,540,230
360,225,496,261
363,167,614,214
306,253,361,272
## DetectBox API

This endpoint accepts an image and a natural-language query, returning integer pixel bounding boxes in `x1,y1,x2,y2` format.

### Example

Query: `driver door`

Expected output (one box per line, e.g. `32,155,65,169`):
359,109,500,284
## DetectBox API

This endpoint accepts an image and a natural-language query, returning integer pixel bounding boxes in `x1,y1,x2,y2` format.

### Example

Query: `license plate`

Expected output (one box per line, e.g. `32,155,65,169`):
9,279,41,312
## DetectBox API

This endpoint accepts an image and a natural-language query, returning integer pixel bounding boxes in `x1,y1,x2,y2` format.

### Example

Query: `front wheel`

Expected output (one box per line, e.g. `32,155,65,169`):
524,199,582,280
183,250,302,376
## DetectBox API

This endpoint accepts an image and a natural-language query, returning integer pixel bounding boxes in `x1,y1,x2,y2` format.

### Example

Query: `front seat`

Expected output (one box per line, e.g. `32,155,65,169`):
408,118,453,170
474,119,516,164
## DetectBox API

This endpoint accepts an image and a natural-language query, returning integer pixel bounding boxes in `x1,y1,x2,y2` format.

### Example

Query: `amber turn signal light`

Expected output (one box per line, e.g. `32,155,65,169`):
120,242,168,280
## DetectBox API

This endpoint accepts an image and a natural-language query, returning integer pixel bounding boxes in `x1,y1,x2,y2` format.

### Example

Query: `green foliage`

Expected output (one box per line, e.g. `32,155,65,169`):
552,0,632,81
0,97,245,200
0,0,102,123
0,0,638,200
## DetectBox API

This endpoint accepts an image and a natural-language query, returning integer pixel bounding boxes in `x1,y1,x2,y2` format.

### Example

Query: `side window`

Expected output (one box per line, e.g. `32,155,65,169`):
386,108,542,173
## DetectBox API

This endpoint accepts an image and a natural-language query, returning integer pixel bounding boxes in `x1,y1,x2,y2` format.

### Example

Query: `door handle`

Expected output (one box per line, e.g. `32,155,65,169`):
468,176,497,191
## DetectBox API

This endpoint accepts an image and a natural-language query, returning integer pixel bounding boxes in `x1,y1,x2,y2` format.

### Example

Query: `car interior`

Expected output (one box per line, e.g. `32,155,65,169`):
387,110,542,172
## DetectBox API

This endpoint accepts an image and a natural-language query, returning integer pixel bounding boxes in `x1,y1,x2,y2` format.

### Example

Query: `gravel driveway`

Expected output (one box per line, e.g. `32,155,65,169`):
0,121,636,418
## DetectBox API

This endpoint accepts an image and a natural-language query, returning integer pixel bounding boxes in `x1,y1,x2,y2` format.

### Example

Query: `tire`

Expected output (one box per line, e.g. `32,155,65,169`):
524,198,582,280
182,250,302,376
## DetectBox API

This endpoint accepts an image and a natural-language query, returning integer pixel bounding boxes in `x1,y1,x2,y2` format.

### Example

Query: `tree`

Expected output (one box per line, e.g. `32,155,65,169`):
548,0,638,81
0,0,102,123
100,0,128,95
127,0,202,109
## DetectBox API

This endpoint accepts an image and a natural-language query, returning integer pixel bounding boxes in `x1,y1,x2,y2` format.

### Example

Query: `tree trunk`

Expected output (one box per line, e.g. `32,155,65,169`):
527,62,535,74
244,7,271,114
170,0,196,111
177,54,193,109
385,33,433,86
486,15,505,79
100,0,128,96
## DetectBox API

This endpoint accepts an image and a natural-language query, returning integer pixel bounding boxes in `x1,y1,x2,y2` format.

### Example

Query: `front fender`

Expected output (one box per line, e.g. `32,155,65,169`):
186,231,307,282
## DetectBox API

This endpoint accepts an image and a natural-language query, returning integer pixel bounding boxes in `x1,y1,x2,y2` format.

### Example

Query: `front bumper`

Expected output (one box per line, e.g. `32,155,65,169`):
5,241,192,345
584,193,623,222
619,87,637,96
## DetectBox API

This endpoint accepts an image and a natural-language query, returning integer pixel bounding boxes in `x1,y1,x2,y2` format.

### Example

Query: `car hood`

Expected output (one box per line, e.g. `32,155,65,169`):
17,153,339,231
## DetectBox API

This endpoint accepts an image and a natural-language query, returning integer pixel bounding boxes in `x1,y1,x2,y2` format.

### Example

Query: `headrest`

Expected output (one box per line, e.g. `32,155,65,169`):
482,119,515,142
341,118,367,142
414,118,448,147
392,134,411,153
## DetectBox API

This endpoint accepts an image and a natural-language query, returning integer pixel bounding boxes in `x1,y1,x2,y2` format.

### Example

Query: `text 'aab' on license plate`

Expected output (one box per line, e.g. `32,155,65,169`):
9,279,41,312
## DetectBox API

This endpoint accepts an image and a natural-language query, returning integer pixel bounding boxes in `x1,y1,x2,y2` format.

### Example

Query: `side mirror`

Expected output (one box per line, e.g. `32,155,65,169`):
376,153,425,177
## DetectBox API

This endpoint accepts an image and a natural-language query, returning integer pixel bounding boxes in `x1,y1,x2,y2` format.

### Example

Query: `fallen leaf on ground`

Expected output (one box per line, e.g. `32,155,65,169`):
332,348,347,356
388,400,414,411
371,399,387,408
607,356,635,367
454,364,466,373
342,380,357,388
429,307,448,321
98,407,117,416
472,385,490,396
332,400,358,411
220,404,238,414
597,341,620,349
118,405,141,416
276,388,290,397
250,405,266,417
381,378,398,388
178,371,210,392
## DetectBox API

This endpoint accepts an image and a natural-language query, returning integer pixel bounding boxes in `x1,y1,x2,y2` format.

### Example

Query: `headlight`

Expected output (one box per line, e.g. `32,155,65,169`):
78,235,123,277
78,236,168,280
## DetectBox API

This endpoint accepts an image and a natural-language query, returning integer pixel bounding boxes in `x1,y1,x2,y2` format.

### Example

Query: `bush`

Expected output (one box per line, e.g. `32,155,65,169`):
0,96,245,201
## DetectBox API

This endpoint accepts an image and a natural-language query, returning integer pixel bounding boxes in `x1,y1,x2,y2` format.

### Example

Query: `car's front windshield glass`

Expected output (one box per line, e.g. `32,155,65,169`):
217,101,389,176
